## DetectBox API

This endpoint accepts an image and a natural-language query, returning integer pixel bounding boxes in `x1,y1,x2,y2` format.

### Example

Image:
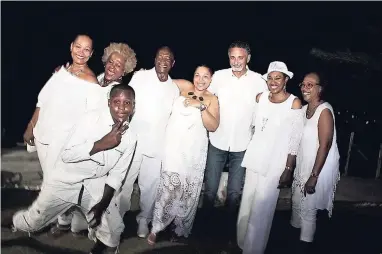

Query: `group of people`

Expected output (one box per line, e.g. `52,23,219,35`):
13,34,340,254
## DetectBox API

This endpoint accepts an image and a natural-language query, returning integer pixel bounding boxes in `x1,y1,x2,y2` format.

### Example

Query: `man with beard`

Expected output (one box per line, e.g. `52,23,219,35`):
202,41,268,247
116,46,180,238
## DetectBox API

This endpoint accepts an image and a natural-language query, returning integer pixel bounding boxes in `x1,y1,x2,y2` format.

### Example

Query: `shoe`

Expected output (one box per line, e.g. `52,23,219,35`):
50,223,70,238
137,220,149,238
147,232,156,245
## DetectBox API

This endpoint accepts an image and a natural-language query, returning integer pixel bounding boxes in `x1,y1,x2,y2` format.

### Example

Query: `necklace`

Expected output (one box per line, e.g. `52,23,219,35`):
67,65,84,77
188,91,204,101
100,77,122,87
306,101,323,116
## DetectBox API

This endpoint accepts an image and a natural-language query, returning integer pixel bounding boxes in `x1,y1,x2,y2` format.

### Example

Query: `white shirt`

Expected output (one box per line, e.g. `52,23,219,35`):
208,68,268,152
47,107,137,203
128,68,179,158
34,67,102,144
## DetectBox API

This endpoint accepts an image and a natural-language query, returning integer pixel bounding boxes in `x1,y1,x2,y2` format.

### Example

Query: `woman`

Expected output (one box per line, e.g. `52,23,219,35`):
290,72,340,249
147,65,220,245
237,61,304,254
97,42,137,104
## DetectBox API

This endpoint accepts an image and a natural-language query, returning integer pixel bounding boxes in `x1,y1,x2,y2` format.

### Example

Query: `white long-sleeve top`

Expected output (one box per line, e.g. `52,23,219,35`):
128,68,179,158
46,107,137,204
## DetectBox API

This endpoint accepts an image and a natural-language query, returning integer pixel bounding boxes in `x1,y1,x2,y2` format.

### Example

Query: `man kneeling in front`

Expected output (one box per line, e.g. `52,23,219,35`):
12,84,137,254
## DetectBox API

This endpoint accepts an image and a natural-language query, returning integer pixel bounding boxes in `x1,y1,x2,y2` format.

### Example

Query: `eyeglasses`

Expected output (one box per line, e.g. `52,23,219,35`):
299,82,319,89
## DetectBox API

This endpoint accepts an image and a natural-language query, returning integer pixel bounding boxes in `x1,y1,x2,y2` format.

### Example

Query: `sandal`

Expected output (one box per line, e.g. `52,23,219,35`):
147,232,157,245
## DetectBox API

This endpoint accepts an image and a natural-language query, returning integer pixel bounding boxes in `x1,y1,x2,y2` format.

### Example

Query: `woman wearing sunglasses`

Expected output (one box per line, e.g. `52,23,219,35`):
291,72,340,251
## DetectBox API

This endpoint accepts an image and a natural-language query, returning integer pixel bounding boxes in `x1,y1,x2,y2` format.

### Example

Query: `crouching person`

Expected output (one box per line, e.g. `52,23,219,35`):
12,84,137,254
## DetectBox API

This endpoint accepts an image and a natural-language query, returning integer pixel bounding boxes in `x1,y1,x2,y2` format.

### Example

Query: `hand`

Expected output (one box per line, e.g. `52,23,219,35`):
23,124,35,146
87,202,107,229
183,97,202,108
98,121,129,150
278,168,293,189
53,62,70,74
304,176,318,197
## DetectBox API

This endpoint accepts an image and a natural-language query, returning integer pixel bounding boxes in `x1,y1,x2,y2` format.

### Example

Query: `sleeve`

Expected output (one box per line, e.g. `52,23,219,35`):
207,73,219,95
128,71,141,90
36,73,58,108
288,109,304,155
251,100,259,127
61,114,105,165
105,137,137,191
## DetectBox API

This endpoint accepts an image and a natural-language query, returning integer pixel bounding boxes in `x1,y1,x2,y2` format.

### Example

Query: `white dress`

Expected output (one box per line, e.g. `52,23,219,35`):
151,96,208,237
292,102,340,217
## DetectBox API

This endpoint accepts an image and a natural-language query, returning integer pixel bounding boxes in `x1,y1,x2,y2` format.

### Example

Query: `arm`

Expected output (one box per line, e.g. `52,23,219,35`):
286,98,303,168
251,92,263,128
23,108,40,145
88,139,137,228
173,79,193,93
278,98,303,188
311,108,334,176
201,96,220,132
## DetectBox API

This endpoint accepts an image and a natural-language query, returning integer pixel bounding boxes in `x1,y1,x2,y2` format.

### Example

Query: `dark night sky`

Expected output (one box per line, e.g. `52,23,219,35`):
2,1,382,146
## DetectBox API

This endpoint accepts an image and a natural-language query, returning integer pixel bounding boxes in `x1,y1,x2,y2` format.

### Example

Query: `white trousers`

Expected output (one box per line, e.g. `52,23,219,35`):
237,170,280,254
116,152,161,224
290,184,317,242
12,185,124,247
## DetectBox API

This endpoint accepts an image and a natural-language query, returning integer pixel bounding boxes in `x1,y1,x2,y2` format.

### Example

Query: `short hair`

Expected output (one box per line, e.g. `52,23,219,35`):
156,46,174,61
228,41,251,55
196,65,214,76
109,83,135,100
102,43,137,75
306,71,328,99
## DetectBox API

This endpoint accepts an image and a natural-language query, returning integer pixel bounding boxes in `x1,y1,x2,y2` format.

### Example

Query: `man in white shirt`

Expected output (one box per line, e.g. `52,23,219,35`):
13,84,137,254
116,46,180,238
202,41,268,244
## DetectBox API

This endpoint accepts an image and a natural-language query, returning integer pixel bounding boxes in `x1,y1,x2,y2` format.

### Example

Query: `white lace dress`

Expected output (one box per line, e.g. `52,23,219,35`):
151,96,208,237
292,103,340,217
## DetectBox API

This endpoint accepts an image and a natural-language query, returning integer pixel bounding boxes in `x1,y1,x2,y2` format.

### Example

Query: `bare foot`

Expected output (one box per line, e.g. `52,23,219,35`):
147,232,156,245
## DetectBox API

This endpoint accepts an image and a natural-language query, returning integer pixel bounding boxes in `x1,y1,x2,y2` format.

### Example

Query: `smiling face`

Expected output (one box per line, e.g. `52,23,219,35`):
193,66,213,91
108,89,135,123
300,73,321,103
229,47,250,72
154,47,174,81
266,71,289,94
70,35,93,65
104,52,126,82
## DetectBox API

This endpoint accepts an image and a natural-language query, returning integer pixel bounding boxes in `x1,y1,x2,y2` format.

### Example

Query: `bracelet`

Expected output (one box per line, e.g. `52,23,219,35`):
285,166,293,171
310,172,319,178
199,103,207,111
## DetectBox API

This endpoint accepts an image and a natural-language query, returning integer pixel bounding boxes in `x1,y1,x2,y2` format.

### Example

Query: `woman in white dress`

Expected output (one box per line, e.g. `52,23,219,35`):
237,61,304,254
291,72,340,250
147,65,220,245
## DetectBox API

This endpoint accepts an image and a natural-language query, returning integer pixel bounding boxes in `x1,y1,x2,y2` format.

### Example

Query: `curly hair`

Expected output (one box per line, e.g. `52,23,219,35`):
102,43,137,75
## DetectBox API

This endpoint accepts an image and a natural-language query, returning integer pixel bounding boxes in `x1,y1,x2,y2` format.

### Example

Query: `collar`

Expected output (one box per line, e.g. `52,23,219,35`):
231,65,249,78
97,73,121,87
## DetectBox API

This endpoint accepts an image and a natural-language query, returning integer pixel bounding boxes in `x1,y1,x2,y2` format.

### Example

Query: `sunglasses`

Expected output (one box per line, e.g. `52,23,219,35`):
299,82,319,89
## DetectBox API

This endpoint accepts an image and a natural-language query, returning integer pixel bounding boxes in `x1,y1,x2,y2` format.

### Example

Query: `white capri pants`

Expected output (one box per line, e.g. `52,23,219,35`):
290,184,317,242
12,185,124,248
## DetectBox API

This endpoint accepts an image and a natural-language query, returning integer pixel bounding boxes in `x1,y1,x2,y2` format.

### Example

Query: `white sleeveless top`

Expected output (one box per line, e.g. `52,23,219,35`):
293,102,340,216
242,91,304,178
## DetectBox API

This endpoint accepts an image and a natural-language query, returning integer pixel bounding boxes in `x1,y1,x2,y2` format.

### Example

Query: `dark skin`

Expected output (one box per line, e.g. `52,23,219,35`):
87,89,135,228
301,73,334,196
154,47,174,82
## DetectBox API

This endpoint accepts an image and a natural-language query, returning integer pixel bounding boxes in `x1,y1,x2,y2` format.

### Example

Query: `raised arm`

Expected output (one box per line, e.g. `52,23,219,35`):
201,95,220,132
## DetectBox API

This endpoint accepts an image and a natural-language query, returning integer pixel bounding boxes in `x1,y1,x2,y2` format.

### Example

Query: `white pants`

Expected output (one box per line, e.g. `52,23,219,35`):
13,185,124,247
237,170,280,254
290,184,317,242
116,152,161,224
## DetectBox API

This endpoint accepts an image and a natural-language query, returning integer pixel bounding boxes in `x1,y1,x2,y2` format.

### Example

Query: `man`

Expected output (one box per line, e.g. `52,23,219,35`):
13,84,137,254
116,46,179,238
202,41,268,243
